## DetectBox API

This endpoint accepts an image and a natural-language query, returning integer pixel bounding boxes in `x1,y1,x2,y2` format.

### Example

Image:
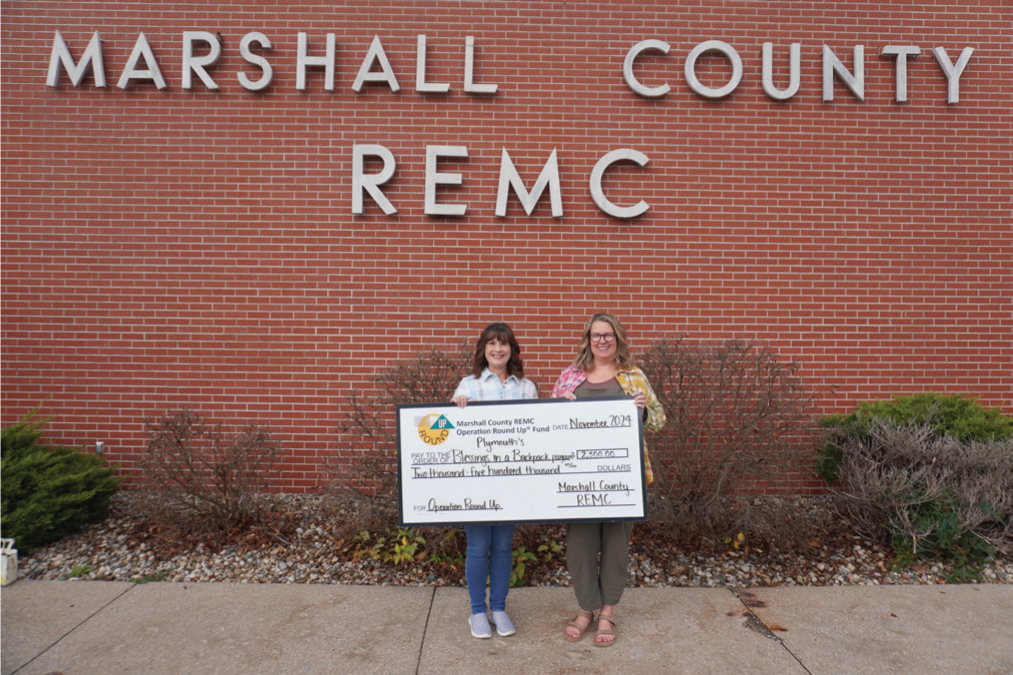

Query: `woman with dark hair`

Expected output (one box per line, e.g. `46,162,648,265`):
552,312,666,647
452,322,538,639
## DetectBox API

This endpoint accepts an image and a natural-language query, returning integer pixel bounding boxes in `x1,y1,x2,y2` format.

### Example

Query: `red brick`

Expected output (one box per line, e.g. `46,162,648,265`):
2,2,1010,492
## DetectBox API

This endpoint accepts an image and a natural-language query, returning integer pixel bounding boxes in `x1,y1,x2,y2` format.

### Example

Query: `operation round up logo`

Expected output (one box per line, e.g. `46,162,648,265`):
417,413,455,446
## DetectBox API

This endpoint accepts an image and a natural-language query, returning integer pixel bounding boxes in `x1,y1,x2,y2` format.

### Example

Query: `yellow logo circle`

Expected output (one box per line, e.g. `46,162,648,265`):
417,413,454,446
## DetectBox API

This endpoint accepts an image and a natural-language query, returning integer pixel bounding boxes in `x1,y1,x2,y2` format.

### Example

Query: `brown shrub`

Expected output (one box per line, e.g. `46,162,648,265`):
639,337,826,549
329,342,472,532
827,420,1013,557
138,409,283,539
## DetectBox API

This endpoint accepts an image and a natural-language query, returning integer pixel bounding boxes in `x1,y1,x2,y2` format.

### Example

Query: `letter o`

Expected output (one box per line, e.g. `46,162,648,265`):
684,40,742,99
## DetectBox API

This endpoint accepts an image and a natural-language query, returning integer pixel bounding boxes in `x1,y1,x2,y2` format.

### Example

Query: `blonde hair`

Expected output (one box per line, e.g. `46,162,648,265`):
573,312,633,372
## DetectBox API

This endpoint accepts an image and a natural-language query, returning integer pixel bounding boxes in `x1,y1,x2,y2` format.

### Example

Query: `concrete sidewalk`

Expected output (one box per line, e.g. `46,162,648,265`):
2,581,1011,674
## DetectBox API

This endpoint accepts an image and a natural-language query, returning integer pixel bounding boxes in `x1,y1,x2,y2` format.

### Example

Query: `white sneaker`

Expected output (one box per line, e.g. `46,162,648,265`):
490,611,515,636
469,613,492,638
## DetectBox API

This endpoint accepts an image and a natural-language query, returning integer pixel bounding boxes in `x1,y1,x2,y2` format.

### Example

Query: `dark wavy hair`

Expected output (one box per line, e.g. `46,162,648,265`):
471,322,526,379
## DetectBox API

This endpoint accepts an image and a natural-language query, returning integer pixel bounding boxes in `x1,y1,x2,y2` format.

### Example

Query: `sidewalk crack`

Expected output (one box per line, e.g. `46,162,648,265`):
414,586,436,675
730,588,812,675
12,582,135,674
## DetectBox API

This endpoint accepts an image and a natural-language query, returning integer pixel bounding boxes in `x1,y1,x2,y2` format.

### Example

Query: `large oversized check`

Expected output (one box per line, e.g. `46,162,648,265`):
396,397,647,526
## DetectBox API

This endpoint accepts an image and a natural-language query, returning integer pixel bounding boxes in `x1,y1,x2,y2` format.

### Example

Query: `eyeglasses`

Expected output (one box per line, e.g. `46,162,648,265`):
589,332,616,343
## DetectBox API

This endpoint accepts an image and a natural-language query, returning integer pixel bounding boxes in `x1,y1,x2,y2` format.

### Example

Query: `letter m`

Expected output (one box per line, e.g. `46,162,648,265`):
47,31,107,87
495,149,563,217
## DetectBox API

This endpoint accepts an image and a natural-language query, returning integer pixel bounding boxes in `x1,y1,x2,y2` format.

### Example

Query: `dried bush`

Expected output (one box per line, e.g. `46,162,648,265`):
817,393,1013,483
638,337,824,549
139,409,282,537
329,342,472,534
826,419,1013,563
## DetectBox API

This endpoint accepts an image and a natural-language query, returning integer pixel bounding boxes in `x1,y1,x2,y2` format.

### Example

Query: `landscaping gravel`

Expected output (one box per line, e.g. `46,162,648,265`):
18,493,1012,588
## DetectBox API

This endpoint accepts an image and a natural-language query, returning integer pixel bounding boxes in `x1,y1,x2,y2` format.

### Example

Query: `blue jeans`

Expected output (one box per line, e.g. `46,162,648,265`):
464,524,515,614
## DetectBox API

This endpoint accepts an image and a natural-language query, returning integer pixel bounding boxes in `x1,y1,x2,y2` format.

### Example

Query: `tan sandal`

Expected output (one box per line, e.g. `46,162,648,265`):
594,614,617,647
564,609,595,642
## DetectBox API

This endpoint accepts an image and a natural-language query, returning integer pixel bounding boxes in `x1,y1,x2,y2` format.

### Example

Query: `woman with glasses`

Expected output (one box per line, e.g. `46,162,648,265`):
452,322,538,639
551,312,666,647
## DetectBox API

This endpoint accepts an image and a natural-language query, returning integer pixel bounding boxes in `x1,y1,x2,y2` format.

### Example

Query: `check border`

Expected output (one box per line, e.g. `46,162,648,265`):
396,397,647,526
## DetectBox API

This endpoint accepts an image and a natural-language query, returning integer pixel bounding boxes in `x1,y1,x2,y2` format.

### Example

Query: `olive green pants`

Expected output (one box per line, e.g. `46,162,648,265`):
566,521,634,610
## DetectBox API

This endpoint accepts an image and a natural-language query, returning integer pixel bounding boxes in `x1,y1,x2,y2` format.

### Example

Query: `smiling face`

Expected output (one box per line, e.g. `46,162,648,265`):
484,337,512,373
471,322,524,379
588,319,617,364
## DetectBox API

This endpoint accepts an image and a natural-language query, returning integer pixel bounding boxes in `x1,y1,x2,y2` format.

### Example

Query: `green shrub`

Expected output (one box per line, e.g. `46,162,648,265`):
1,406,122,553
887,490,999,581
817,393,1013,482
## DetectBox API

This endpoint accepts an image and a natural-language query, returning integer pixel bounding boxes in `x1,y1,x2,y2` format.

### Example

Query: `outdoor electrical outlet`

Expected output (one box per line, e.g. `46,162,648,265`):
95,442,105,455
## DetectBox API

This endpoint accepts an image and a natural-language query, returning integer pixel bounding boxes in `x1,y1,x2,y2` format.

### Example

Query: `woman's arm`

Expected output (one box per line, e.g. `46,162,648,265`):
551,364,583,399
618,368,666,433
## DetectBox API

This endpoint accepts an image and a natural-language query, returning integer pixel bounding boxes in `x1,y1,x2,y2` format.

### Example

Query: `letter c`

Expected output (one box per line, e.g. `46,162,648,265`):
589,149,650,219
623,40,671,98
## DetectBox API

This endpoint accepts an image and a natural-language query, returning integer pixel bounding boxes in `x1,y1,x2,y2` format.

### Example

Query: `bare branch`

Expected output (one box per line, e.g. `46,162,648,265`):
639,337,825,549
139,409,283,537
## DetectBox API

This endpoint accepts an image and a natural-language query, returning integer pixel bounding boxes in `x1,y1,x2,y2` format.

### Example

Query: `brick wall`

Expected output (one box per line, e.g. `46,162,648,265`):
3,1,1010,492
